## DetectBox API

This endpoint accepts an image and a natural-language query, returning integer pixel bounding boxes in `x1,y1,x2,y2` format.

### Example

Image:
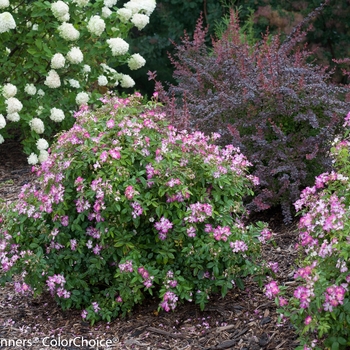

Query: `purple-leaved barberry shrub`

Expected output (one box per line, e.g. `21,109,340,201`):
267,113,350,349
150,5,350,223
0,93,272,324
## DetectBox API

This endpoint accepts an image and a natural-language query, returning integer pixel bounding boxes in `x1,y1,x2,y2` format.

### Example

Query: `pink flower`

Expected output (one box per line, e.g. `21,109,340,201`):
264,281,280,299
125,185,135,200
304,316,312,325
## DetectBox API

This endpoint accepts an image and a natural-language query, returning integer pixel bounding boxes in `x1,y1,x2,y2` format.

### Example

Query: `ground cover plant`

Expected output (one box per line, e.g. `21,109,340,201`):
264,113,350,349
150,5,350,223
0,93,273,324
0,0,155,160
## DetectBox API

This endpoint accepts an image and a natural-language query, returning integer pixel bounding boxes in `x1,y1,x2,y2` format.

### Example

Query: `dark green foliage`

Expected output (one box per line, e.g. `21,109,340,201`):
151,9,350,223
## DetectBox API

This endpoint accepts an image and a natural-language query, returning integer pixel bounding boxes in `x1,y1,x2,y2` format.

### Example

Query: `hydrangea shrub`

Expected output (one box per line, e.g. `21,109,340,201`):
0,0,155,161
0,93,271,324
265,114,350,349
150,7,350,222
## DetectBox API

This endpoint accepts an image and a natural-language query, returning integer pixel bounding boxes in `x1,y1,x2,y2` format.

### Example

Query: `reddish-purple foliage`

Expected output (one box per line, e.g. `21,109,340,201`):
149,5,350,223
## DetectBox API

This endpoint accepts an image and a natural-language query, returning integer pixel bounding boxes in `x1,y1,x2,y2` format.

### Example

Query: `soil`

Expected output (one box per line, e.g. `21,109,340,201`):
0,138,301,350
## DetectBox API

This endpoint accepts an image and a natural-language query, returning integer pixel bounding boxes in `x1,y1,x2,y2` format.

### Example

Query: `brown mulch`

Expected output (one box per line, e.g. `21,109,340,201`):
0,138,300,350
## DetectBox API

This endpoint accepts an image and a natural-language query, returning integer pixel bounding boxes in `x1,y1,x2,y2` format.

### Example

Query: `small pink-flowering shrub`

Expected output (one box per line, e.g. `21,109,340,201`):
0,93,271,324
266,114,350,349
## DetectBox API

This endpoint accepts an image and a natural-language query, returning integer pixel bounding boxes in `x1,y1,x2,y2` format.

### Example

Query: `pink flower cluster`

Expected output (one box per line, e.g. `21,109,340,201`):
119,260,133,273
293,286,314,309
230,240,248,253
46,274,71,299
264,280,279,299
323,285,346,312
186,202,213,223
138,267,153,289
154,217,173,240
160,291,178,312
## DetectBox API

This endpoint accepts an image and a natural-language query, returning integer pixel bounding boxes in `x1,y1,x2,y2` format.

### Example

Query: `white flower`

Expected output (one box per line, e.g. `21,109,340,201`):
5,97,23,114
51,53,66,69
51,1,70,21
2,83,17,98
37,89,45,97
76,92,89,105
29,118,45,134
36,138,49,151
0,134,4,144
131,13,149,30
68,79,80,88
32,24,39,31
72,0,90,6
127,53,146,70
0,114,6,129
120,74,135,88
58,22,80,41
0,0,9,9
27,153,38,165
98,75,108,86
39,150,49,163
82,65,91,73
24,83,37,95
101,6,112,18
87,15,105,36
103,0,118,7
117,8,132,22
124,0,156,16
106,38,129,56
0,12,16,33
36,106,44,115
6,112,20,122
50,107,65,122
67,47,83,64
44,70,61,88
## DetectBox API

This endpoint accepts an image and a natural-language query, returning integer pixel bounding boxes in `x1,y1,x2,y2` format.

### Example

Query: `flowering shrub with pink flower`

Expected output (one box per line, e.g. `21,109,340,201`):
0,93,271,324
266,115,350,349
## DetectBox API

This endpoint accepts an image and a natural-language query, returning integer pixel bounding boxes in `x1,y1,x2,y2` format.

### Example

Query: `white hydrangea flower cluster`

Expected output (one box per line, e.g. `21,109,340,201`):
0,114,6,129
24,83,37,95
120,74,135,88
2,83,17,98
0,0,10,9
106,38,129,56
124,0,156,16
50,107,65,122
101,7,112,18
58,22,80,41
127,53,146,70
44,70,61,88
5,97,23,114
87,15,105,36
98,75,108,86
72,0,90,6
75,92,89,105
116,8,132,22
29,118,45,134
36,138,49,151
51,53,66,69
131,13,149,30
51,1,70,22
0,12,16,33
68,79,80,88
67,47,83,64
103,0,118,8
27,153,38,165
38,150,49,163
